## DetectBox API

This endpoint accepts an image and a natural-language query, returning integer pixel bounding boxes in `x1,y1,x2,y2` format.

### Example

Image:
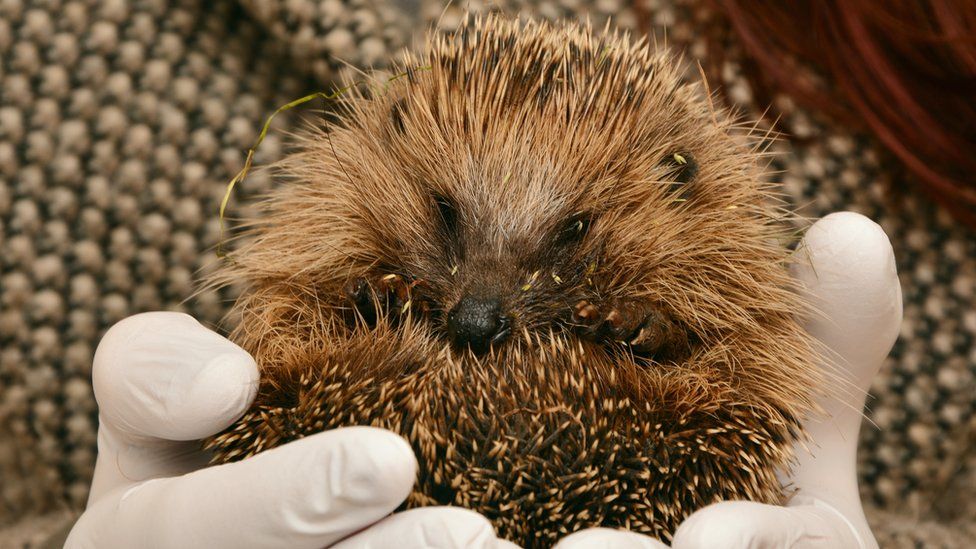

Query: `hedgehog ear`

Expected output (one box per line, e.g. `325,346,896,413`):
663,152,699,201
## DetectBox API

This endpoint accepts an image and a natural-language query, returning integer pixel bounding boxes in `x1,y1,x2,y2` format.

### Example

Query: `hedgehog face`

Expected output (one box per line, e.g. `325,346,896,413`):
210,16,823,546
348,159,695,360
355,176,606,356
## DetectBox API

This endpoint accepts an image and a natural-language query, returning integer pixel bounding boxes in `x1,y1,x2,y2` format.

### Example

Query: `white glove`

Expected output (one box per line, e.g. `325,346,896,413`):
65,312,517,549
556,212,902,549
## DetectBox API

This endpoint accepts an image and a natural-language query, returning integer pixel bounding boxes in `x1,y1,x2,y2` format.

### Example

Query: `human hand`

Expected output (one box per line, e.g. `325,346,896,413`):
555,212,902,549
65,312,515,549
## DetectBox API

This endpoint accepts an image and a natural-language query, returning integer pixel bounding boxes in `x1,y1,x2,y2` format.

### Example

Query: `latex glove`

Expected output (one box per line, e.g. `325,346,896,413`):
65,312,515,549
556,212,902,549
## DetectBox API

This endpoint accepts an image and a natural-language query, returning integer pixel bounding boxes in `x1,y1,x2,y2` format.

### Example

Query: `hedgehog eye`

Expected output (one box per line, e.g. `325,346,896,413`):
433,193,466,261
554,211,592,248
432,192,461,242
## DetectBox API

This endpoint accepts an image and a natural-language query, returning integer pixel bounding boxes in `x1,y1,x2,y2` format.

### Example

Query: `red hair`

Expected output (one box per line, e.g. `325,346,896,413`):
685,1,976,226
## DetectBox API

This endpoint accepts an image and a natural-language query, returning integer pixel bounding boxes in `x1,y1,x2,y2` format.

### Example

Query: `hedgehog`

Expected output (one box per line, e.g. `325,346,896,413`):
205,15,825,547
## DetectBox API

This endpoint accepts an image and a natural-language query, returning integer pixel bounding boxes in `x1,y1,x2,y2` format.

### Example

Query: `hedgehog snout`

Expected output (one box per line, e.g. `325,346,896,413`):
446,294,512,354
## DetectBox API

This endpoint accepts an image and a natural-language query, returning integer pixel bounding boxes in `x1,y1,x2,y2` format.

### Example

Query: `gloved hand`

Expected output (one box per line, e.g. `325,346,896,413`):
65,312,516,549
555,212,902,549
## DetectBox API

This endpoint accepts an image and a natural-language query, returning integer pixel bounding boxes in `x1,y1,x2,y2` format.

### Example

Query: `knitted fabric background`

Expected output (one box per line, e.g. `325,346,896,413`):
1,0,973,545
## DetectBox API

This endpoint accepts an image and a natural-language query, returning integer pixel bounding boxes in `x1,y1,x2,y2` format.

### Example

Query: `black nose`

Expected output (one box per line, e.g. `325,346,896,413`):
447,295,510,353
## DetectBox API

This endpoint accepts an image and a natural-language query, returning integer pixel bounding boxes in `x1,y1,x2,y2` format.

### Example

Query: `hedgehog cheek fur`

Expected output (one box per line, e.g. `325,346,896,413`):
205,15,825,548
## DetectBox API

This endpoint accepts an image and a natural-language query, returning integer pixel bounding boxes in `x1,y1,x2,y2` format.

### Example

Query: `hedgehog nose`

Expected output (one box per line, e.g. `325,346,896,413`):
447,295,510,354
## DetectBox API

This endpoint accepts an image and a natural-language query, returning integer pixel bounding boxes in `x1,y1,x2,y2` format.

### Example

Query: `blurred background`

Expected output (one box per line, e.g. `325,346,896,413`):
0,0,973,546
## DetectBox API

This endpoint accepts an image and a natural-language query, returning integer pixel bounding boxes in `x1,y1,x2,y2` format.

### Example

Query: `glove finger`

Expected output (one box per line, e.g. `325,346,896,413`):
330,507,506,549
787,213,897,548
67,427,416,549
554,528,669,549
93,312,258,442
671,500,860,549
791,212,901,388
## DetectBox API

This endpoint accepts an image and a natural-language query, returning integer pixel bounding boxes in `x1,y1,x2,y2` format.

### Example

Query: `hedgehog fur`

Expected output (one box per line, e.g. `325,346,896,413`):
206,15,824,547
